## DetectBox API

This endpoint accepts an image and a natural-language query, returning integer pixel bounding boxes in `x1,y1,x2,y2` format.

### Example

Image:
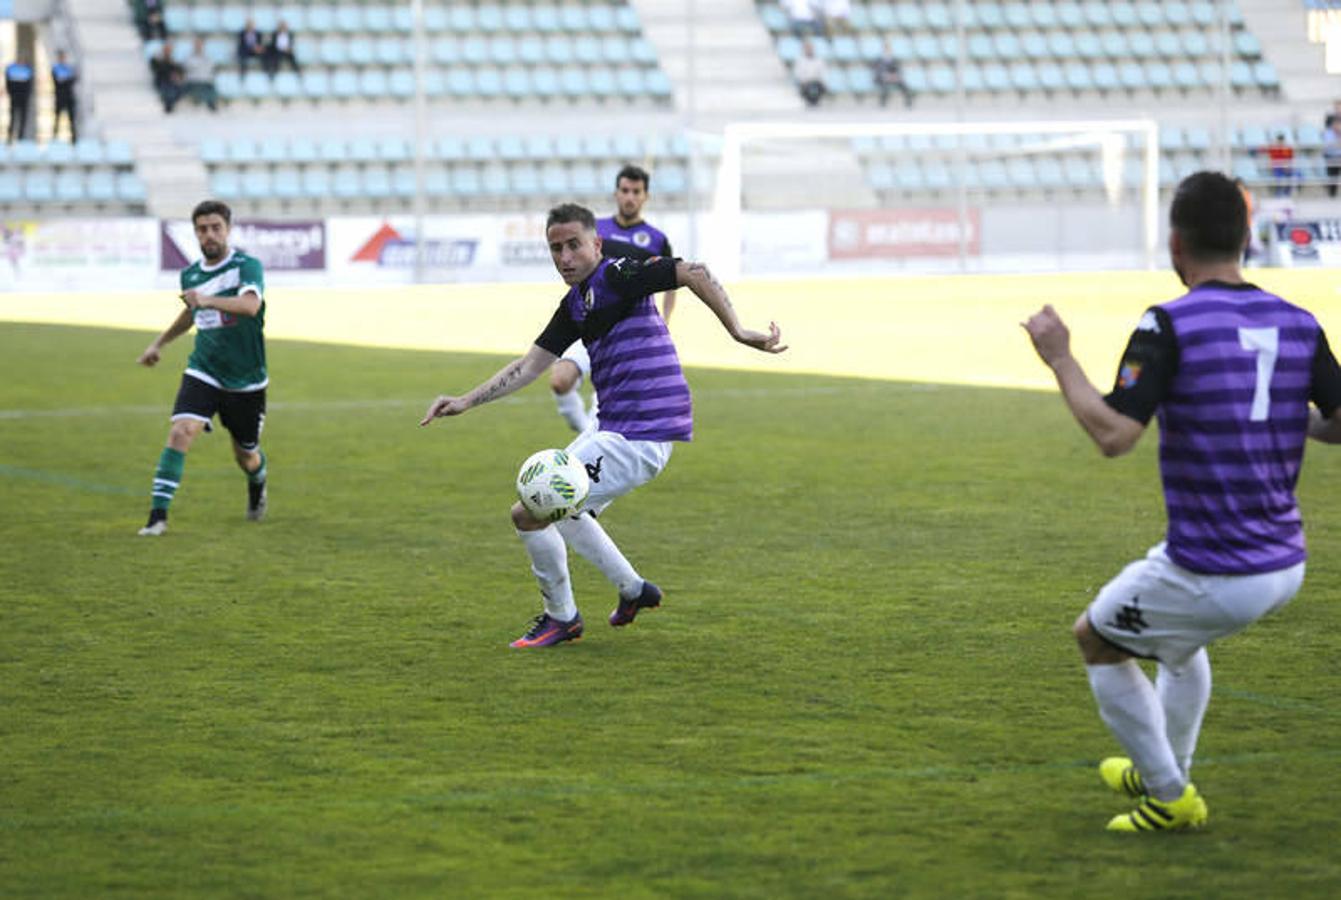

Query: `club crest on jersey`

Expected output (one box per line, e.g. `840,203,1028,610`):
1137,311,1161,333
633,231,651,248
584,287,595,312
1118,360,1142,389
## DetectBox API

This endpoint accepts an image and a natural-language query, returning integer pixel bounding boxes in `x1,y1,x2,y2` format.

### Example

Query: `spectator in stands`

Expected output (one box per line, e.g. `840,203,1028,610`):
819,0,852,36
182,37,219,112
5,55,33,144
1325,115,1341,198
150,39,185,113
785,0,822,37
237,18,266,75
136,0,168,41
264,20,300,77
872,40,912,109
52,50,78,143
1260,132,1295,197
794,39,827,108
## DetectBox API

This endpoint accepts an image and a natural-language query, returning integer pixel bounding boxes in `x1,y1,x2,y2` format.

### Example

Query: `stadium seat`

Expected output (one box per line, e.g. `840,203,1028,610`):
1235,31,1262,59
189,7,220,33
271,167,302,200
302,70,332,99
365,6,393,34
1173,62,1201,90
116,173,147,203
85,170,116,202
319,37,349,67
1255,62,1280,90
331,69,360,99
348,39,375,67
1037,62,1065,92
243,71,270,100
306,5,335,33
1048,33,1077,59
331,167,363,200
273,71,303,100
1154,31,1182,59
240,167,273,201
477,5,505,33
335,6,365,33
210,169,241,199
1004,3,1031,29
301,167,330,199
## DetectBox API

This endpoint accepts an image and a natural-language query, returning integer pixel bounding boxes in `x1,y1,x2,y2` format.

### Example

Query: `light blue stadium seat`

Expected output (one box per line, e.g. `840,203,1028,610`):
435,136,465,161
388,69,416,99
105,141,133,166
463,37,491,66
865,162,894,191
656,165,688,195
1064,157,1097,188
1004,3,1031,29
360,68,389,97
923,162,953,191
1146,62,1174,91
1173,62,1201,90
1100,31,1128,58
1190,2,1217,27
390,7,413,31
331,167,363,200
302,69,331,99
1230,60,1254,90
300,167,330,199
422,69,447,97
1160,126,1185,152
1182,31,1209,57
220,6,247,33
240,167,273,200
519,37,546,65
54,171,84,202
365,7,393,34
274,8,303,32
288,138,317,164
243,71,270,100
976,4,1005,29
848,64,876,95
1036,158,1066,190
509,166,541,196
588,5,618,33
163,8,190,33
477,5,505,33
320,37,350,67
560,5,589,32
348,137,377,162
588,66,618,98
760,5,788,33
391,168,416,199
1198,60,1222,86
523,135,555,160
993,33,1021,59
86,170,116,202
257,137,288,163
630,38,658,66
40,142,71,166
823,67,849,94
857,34,885,63
1155,31,1182,58
378,138,411,164
1048,33,1077,59
960,64,985,92
1296,123,1324,150
331,69,360,99
423,167,451,197
271,70,301,99
968,34,994,61
1255,61,1279,90
1137,2,1163,27
890,165,923,192
271,167,302,200
319,138,349,163
205,38,232,67
449,7,477,32
431,38,459,64
475,68,503,98
210,169,241,198
1118,61,1146,90
831,36,860,63
1021,31,1049,59
214,70,243,101
466,136,495,160
227,139,257,164
306,5,335,33
376,38,406,66
983,64,1011,92
891,3,923,30
494,136,524,163
335,6,365,33
1038,62,1065,91
490,37,518,66
479,166,508,195
584,135,615,159
923,4,952,29
1166,3,1192,26
1065,63,1093,91
614,67,645,97
1007,158,1038,190
544,36,574,65
1092,63,1119,92
533,5,561,33
1111,4,1139,28
1074,33,1102,59
554,134,583,159
446,68,475,96
1010,62,1038,92
348,39,375,67
170,41,192,64
903,66,931,94
9,141,39,164
363,166,393,199
116,172,147,203
189,7,220,33
73,140,104,165
1055,2,1084,28
569,163,599,194
503,5,532,32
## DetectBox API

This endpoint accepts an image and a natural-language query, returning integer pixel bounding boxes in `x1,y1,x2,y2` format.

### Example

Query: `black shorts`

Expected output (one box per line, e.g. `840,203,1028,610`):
171,374,267,450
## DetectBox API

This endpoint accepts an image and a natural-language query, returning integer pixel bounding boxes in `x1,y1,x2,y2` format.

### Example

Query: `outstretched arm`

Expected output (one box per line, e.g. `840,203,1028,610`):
181,287,261,317
137,306,195,366
1022,304,1145,457
674,260,786,353
420,343,559,426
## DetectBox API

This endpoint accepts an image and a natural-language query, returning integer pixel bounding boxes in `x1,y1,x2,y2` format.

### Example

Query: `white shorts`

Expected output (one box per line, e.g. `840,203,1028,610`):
1088,543,1304,669
564,428,672,517
561,341,591,379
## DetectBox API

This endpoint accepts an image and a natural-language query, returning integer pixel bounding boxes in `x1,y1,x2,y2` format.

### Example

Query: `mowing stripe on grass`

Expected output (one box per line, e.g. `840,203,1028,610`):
0,464,139,495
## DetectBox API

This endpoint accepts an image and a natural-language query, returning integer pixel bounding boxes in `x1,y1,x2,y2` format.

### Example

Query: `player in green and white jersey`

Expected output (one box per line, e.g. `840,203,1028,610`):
135,200,269,535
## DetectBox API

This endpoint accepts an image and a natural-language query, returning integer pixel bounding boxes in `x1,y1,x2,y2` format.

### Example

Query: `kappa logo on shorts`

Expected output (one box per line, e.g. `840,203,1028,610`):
1108,596,1150,635
585,455,604,484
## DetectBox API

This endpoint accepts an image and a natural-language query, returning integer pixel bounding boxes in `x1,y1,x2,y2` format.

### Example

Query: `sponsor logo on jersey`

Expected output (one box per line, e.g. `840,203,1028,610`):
1118,360,1142,389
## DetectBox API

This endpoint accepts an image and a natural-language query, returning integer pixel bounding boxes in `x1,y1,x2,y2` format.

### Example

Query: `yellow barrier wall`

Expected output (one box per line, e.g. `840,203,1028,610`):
4,269,1340,391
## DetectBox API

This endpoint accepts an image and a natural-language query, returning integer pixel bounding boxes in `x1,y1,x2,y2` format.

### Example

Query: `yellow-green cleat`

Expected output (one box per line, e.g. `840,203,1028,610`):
1106,783,1208,833
1099,756,1146,798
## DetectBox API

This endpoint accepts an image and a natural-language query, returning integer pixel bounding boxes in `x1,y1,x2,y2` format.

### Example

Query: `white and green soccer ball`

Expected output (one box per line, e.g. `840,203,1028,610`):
516,448,590,522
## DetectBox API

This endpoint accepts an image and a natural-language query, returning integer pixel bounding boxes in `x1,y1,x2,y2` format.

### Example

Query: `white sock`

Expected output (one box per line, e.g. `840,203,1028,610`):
554,389,591,433
555,513,642,600
516,527,577,621
1086,660,1185,801
1156,648,1211,781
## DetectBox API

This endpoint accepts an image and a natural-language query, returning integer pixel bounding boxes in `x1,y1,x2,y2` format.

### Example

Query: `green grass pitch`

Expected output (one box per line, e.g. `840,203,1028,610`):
2,322,1339,898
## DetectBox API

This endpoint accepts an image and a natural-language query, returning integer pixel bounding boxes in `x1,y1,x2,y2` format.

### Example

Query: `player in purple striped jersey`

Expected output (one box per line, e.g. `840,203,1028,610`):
549,165,676,434
1024,172,1341,833
421,203,785,648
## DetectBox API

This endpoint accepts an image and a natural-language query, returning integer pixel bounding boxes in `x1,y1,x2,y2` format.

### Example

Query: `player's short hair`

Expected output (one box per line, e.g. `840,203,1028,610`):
192,199,232,226
615,164,650,191
546,203,596,232
1170,172,1247,262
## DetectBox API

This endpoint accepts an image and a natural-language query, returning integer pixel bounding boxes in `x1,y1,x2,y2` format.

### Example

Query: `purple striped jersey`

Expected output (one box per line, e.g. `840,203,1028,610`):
535,256,692,442
1108,281,1341,574
596,216,673,258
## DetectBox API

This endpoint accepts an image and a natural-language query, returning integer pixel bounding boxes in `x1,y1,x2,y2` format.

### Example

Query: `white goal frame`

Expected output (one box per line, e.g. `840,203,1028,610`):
709,118,1160,280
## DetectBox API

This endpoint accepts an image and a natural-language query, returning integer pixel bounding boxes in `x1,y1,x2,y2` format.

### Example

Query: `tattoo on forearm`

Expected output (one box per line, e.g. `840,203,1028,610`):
687,262,733,309
473,361,523,406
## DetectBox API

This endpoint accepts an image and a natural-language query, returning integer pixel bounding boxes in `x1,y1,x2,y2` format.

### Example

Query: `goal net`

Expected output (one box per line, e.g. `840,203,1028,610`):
706,119,1160,280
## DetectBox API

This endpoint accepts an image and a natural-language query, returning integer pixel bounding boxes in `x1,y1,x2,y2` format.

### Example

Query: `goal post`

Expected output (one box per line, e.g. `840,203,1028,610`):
708,118,1160,281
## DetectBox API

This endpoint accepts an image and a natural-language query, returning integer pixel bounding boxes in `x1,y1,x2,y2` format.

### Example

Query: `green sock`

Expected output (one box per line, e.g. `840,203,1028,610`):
247,450,267,485
151,447,186,512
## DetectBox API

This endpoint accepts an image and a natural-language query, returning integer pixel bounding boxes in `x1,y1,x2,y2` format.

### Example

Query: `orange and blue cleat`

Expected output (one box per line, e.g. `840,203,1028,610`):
510,612,584,648
609,580,662,627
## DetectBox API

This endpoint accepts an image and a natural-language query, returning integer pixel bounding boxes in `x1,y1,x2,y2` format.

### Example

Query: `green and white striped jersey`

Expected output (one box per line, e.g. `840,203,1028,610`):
181,250,267,391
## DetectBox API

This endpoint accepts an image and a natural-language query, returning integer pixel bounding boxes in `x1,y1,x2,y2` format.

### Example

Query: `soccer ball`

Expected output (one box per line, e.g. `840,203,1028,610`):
516,448,590,522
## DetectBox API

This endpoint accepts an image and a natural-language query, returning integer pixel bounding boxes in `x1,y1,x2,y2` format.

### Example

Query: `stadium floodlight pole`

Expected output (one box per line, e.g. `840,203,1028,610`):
711,118,1161,279
412,0,426,283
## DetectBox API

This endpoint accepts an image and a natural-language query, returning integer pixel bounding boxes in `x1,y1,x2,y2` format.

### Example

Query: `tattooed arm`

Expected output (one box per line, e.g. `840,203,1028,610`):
420,343,559,425
675,260,787,354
